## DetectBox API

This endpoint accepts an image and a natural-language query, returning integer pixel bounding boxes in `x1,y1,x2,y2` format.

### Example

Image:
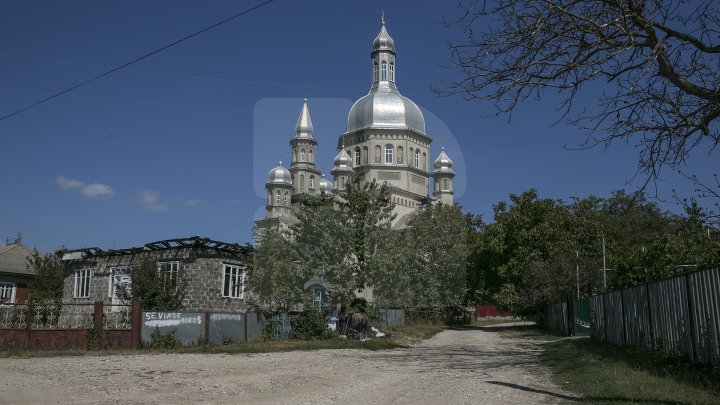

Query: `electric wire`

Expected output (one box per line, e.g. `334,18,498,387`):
0,0,277,122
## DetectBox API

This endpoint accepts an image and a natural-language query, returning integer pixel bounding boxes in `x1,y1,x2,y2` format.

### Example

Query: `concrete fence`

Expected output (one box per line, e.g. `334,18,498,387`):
589,267,720,366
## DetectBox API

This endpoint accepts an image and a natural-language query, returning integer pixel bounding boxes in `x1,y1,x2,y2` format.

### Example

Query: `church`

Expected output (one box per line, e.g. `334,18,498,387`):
255,19,456,232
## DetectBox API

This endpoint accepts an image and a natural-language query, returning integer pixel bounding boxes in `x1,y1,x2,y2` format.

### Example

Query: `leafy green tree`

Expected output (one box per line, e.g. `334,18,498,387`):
116,259,189,310
26,250,64,302
249,227,309,312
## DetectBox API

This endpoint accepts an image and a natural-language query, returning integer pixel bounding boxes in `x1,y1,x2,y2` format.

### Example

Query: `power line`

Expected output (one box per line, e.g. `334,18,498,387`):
0,0,277,123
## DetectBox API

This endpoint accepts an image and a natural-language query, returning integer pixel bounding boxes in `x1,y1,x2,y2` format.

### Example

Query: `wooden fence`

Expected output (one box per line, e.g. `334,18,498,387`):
589,267,720,366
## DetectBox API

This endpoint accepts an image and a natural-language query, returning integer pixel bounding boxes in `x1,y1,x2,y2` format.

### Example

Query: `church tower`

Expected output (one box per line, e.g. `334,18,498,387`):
289,99,322,200
432,148,455,205
331,149,353,191
339,18,433,226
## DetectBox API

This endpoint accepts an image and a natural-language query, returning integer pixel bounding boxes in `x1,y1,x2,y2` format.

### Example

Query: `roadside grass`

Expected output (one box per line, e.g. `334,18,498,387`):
0,323,446,358
500,324,720,404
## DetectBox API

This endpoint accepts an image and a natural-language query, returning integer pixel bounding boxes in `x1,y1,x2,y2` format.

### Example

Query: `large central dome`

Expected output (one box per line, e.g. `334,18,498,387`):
345,20,426,135
346,88,425,134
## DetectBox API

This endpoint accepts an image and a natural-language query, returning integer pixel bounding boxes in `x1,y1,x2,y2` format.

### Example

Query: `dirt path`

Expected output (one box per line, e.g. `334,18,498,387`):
1,324,578,404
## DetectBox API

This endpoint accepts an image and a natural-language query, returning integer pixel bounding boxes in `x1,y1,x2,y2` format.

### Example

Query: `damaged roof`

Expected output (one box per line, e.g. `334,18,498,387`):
57,236,250,261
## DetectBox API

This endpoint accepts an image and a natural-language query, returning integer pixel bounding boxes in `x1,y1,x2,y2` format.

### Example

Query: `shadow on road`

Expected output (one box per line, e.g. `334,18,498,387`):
485,380,581,402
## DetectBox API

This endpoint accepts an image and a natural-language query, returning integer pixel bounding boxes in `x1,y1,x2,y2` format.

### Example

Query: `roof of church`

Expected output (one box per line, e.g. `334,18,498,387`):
295,99,314,139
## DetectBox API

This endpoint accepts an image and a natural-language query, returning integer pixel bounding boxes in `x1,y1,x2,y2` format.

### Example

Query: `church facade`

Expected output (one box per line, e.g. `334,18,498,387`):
255,20,456,233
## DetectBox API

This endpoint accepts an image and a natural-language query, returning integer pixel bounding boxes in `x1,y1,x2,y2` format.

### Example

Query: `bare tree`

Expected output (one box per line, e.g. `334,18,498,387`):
441,0,719,181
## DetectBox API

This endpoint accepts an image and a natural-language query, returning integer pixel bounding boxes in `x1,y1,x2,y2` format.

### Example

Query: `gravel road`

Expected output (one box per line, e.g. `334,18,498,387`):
1,324,578,404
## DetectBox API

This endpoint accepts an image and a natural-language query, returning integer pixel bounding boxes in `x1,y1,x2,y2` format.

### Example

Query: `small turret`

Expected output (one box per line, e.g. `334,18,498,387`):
265,162,294,219
432,148,455,205
331,149,353,191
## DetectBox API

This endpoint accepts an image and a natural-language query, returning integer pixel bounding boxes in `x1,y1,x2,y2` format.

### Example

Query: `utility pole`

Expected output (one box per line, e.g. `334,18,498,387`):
602,237,607,289
576,250,580,300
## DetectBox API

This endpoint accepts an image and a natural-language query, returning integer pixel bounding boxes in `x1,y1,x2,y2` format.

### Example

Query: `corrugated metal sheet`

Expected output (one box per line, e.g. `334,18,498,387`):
622,285,651,348
687,268,720,366
590,295,605,340
648,275,691,356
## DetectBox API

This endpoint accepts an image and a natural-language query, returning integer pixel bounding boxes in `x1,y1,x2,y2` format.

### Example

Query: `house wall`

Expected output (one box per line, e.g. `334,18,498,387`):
62,248,250,312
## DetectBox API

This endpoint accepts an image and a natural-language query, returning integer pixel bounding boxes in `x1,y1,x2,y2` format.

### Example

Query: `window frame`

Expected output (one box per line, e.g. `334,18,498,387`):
381,61,387,81
385,144,394,164
355,147,361,166
415,149,420,168
0,282,16,302
389,62,395,82
221,263,246,299
157,261,180,293
74,268,92,299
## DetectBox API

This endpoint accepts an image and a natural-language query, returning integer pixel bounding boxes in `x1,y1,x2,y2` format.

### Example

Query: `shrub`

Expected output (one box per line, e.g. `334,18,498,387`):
291,308,332,340
147,327,180,349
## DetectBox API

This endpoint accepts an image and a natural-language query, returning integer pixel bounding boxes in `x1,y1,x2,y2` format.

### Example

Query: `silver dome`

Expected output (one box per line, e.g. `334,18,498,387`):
346,87,426,134
433,148,455,175
332,150,353,174
267,162,293,186
319,174,333,194
373,21,395,54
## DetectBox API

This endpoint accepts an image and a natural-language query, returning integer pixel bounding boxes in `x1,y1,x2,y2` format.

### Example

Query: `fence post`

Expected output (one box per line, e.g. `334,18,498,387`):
24,302,33,350
130,301,141,349
684,273,696,363
203,311,210,345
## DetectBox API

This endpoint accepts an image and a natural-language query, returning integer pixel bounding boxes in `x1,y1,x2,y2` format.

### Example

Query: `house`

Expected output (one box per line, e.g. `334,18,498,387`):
58,236,253,312
0,237,36,303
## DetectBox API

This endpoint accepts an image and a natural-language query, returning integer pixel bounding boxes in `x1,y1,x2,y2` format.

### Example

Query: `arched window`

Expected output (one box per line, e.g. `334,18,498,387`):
385,144,393,164
300,149,306,162
267,192,272,206
422,152,427,170
300,174,305,191
340,177,345,188
373,61,378,82
363,146,369,164
397,146,404,164
389,62,395,82
415,149,420,168
275,190,281,205
374,145,381,163
355,147,361,166
443,178,448,190
292,149,297,163
381,61,387,81
284,192,288,206
308,149,313,163
309,175,315,189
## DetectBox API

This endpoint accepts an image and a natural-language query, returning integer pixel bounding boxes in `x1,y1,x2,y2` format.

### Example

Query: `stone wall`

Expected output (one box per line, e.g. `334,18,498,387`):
62,248,250,312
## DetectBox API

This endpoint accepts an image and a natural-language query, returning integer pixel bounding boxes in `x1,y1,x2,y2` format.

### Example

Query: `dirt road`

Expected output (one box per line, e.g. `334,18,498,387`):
1,325,578,404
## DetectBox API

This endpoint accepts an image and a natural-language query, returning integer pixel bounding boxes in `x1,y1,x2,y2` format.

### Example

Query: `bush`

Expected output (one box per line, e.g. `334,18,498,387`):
291,309,332,340
147,327,180,349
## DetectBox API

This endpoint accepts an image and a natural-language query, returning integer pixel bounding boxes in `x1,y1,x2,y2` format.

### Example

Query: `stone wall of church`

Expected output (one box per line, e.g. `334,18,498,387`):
62,248,250,312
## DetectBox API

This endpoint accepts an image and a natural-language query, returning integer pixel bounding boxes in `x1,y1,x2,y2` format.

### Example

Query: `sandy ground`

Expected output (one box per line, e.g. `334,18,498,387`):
1,324,579,404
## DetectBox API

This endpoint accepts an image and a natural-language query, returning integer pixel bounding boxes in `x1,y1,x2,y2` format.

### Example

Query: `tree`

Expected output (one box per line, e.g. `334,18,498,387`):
26,250,64,302
116,259,189,311
249,227,309,312
442,1,719,179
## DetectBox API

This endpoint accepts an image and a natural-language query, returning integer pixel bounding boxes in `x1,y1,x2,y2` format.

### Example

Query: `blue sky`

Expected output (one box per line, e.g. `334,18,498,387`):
1,1,716,253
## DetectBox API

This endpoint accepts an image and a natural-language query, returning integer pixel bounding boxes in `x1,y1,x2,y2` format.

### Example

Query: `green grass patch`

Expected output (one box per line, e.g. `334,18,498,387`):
541,338,720,404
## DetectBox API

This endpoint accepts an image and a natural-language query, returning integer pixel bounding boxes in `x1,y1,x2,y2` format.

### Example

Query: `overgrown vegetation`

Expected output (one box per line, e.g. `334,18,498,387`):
116,259,189,310
146,328,180,350
541,338,720,404
290,308,334,340
26,249,64,302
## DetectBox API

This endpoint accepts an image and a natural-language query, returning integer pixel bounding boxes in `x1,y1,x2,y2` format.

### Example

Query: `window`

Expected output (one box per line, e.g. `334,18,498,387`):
276,190,281,205
444,178,449,190
373,61,378,81
355,147,361,166
300,174,305,191
300,149,306,161
222,264,246,299
158,261,180,292
389,62,395,82
284,192,288,206
0,282,15,302
363,146,369,164
385,144,393,164
74,269,91,298
309,175,315,189
397,146,404,164
340,176,345,188
422,152,427,170
374,145,381,163
381,61,387,81
415,149,420,168
108,266,131,306
308,149,313,163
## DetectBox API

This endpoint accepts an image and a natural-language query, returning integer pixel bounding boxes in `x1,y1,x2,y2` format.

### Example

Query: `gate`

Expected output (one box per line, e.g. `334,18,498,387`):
574,298,590,335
